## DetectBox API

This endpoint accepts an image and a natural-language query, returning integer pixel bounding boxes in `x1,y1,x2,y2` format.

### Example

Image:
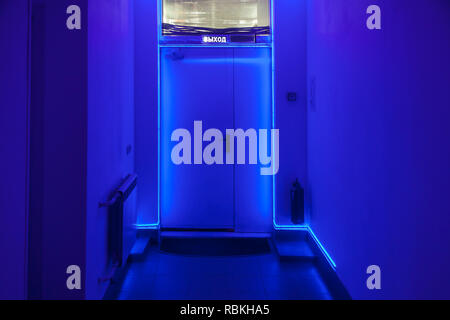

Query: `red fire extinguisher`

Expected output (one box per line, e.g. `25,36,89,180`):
290,179,304,224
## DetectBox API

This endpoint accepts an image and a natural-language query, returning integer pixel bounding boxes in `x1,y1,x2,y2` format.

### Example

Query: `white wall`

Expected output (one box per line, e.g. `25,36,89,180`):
307,0,450,299
134,0,158,225
274,0,308,225
2,0,88,300
0,0,29,300
34,0,88,299
86,0,135,300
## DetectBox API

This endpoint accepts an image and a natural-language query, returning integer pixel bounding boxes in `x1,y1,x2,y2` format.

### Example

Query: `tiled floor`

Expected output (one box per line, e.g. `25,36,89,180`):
105,243,333,300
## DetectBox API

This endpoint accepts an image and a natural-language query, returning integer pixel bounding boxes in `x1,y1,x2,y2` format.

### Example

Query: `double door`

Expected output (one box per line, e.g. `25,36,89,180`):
160,47,272,231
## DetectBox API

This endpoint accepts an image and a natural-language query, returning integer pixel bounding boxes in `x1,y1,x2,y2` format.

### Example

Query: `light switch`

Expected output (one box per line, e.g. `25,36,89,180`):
287,92,297,102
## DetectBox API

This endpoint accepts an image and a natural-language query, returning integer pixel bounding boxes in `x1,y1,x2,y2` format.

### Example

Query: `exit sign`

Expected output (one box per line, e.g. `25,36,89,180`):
202,35,228,44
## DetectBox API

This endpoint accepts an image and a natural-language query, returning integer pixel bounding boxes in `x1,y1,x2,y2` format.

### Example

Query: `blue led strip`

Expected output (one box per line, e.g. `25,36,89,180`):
157,0,162,228
270,0,277,229
273,225,309,231
272,224,337,269
307,226,337,269
136,223,159,230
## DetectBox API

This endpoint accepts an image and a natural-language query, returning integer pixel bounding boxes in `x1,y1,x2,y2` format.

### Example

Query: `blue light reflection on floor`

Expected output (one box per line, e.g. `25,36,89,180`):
105,244,333,300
